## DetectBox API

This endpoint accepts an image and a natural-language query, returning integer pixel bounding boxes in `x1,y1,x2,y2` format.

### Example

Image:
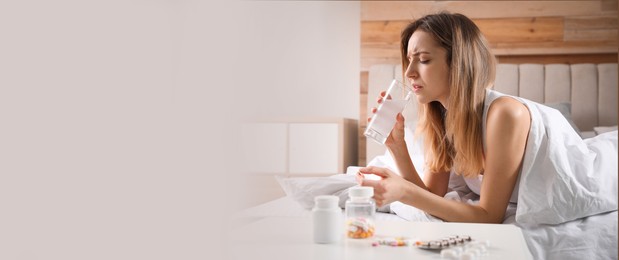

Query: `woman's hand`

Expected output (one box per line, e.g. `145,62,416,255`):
356,166,412,207
368,91,407,148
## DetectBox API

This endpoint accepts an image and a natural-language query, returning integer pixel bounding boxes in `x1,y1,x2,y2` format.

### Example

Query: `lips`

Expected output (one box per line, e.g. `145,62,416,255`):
412,84,423,92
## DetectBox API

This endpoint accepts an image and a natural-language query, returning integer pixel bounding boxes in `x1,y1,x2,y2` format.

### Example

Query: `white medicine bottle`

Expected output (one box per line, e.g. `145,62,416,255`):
312,195,342,244
345,186,376,239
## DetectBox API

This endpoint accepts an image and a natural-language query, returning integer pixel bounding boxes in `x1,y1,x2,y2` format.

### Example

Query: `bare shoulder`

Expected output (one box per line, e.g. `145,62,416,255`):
486,96,531,143
487,97,530,125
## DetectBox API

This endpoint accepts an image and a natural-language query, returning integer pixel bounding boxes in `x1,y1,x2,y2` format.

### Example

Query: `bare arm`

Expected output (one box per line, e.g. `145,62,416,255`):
408,97,530,223
387,114,451,197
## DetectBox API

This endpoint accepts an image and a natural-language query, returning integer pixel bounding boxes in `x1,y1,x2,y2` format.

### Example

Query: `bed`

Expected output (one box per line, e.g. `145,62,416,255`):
238,63,618,259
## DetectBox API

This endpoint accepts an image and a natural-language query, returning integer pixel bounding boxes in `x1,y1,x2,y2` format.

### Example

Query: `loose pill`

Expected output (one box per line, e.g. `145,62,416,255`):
460,252,477,260
474,244,487,254
440,248,459,259
465,248,481,257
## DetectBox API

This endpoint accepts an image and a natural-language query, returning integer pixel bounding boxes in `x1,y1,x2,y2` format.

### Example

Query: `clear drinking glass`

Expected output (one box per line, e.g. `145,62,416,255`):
364,79,412,144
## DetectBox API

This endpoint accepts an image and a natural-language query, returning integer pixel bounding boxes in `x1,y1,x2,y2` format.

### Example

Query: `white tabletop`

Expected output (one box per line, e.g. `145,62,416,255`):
227,216,533,260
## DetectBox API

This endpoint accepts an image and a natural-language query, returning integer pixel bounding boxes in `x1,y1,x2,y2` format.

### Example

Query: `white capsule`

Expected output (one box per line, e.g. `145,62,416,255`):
452,246,464,254
465,248,481,257
440,249,458,259
474,244,487,254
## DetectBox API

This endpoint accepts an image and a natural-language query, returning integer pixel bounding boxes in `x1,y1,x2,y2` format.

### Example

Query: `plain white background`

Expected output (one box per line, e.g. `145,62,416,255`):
0,0,238,259
0,1,361,259
239,1,360,120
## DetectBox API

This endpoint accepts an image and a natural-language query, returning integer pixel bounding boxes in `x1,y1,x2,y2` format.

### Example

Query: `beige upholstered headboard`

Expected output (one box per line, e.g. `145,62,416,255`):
494,64,618,131
366,63,618,162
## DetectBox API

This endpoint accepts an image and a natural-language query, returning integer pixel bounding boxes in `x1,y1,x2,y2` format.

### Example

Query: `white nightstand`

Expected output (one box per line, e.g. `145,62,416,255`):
228,216,533,260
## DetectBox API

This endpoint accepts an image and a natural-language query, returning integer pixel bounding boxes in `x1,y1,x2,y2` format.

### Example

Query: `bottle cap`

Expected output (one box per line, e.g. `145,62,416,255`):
349,186,374,198
314,195,339,209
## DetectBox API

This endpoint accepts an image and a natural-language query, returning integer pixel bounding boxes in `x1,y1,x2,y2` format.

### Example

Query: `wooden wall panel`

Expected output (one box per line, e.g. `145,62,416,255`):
564,29,618,41
358,1,618,165
601,0,619,10
475,17,564,43
565,15,617,30
361,1,611,21
361,20,406,44
361,1,618,70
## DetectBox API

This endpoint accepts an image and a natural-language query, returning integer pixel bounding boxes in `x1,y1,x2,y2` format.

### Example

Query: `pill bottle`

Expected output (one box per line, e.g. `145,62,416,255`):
345,186,376,239
312,195,342,244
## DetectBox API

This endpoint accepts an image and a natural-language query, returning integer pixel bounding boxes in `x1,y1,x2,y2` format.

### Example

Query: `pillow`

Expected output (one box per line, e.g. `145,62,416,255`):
544,102,581,135
276,174,357,210
594,125,618,135
277,124,424,214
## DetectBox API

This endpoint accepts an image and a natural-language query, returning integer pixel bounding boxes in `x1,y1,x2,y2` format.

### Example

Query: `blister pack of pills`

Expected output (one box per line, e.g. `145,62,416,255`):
413,235,472,250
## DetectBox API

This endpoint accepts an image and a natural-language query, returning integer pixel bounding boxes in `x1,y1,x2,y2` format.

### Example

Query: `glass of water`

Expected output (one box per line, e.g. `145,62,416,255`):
364,79,412,144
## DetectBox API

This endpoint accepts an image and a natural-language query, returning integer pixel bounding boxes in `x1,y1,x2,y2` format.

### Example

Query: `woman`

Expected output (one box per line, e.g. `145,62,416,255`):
359,12,617,224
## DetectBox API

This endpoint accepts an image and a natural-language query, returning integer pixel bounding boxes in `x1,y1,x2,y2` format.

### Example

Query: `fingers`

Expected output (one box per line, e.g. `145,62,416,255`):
367,107,378,123
359,166,391,178
377,91,387,104
355,172,364,184
393,113,406,131
360,178,380,188
359,179,386,207
377,96,394,104
373,195,386,208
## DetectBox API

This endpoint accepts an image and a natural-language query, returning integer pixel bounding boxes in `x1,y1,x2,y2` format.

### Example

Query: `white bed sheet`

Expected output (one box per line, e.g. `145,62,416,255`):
515,210,618,260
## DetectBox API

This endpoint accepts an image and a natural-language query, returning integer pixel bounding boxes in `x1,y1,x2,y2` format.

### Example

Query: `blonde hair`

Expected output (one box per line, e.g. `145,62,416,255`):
400,12,496,177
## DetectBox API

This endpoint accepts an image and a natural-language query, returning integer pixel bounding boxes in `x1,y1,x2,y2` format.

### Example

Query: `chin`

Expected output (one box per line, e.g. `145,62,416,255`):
415,95,431,105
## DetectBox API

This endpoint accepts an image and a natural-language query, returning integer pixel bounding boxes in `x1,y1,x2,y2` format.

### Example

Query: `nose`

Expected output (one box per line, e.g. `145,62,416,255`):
405,61,417,81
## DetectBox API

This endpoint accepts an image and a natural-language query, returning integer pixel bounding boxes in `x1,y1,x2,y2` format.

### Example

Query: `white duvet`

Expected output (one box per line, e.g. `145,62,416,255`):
515,99,618,225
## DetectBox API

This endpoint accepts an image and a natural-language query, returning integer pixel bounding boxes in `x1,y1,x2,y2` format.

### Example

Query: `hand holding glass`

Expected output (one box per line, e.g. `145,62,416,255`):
364,79,412,144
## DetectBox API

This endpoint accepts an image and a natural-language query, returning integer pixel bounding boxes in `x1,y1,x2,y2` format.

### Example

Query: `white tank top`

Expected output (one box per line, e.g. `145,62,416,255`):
462,89,521,203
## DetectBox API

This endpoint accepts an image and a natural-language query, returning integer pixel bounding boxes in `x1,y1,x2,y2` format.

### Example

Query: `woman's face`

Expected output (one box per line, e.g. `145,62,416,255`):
405,30,450,108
